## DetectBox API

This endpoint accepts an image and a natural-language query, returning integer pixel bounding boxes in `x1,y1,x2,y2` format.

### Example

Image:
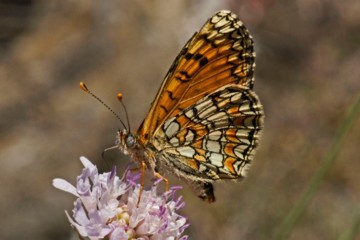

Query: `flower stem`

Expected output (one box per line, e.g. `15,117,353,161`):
274,94,360,240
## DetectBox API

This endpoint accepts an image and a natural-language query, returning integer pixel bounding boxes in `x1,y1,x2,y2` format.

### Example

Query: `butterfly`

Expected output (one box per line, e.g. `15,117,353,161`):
114,10,263,203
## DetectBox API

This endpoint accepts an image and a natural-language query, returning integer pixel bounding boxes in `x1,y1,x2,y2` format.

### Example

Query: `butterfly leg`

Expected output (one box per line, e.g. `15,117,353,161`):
154,172,169,192
136,161,146,207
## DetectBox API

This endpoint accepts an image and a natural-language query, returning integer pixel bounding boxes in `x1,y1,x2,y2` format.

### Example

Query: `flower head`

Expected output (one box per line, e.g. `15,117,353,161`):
53,156,189,240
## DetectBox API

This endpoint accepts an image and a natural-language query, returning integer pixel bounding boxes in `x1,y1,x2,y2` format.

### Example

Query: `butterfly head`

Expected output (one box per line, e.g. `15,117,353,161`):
116,129,137,155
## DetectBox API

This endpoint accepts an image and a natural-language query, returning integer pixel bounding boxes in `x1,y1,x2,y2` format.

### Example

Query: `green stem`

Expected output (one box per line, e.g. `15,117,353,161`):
274,94,360,240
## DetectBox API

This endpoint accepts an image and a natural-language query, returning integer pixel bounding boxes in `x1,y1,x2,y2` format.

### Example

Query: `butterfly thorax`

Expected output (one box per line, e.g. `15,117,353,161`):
116,129,157,171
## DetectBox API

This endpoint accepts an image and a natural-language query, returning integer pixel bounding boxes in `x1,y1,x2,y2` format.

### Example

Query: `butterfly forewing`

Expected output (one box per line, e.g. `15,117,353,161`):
138,10,256,141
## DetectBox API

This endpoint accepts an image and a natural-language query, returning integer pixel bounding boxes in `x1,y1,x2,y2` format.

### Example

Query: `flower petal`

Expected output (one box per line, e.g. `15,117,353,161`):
65,210,88,237
79,156,95,169
55,157,189,239
52,178,78,196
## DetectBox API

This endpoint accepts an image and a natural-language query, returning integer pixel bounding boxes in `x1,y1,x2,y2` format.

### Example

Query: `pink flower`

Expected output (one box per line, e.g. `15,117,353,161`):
53,157,189,240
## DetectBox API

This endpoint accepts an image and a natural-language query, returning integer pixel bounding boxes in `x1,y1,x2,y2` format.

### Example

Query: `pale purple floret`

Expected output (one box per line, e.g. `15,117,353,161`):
53,156,189,240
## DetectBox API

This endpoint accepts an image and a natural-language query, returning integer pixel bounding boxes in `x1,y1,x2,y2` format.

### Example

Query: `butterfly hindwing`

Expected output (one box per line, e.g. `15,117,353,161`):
154,85,264,180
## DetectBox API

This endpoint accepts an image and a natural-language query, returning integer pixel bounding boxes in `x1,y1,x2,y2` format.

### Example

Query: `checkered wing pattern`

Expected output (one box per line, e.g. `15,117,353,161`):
131,10,264,202
154,85,263,180
138,10,257,142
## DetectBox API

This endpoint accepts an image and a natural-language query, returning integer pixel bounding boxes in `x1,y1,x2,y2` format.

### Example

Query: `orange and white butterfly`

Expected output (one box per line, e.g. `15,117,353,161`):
105,10,263,203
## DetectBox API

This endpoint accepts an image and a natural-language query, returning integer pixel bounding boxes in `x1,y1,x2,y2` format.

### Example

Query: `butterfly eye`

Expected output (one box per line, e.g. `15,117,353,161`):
126,134,136,148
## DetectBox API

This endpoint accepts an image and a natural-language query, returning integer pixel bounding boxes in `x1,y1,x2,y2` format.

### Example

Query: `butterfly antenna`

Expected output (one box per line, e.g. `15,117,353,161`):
117,93,131,131
80,82,127,130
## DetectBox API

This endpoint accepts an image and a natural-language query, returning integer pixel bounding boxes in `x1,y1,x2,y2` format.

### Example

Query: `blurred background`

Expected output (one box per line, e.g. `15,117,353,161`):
1,0,359,239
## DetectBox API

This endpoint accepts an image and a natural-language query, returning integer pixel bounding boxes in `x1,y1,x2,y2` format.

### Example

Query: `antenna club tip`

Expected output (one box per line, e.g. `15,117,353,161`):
80,82,89,92
117,93,123,101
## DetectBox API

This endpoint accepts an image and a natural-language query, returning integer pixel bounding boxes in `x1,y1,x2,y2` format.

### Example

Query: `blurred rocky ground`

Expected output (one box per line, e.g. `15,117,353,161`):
0,0,359,239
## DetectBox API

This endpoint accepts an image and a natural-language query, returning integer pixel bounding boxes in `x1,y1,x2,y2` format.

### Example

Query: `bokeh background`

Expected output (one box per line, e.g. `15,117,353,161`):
1,0,359,239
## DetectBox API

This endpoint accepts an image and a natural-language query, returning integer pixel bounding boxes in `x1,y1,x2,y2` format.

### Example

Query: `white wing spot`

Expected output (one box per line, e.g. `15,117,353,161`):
165,121,180,138
199,164,207,172
207,30,220,40
169,137,179,146
239,102,251,112
234,145,246,159
206,140,221,152
195,99,211,112
198,105,217,119
185,130,195,143
236,131,251,145
177,146,196,158
163,117,175,130
207,111,226,122
230,93,242,103
215,17,230,28
220,26,235,34
208,130,222,140
185,109,194,119
232,40,243,50
208,153,224,167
